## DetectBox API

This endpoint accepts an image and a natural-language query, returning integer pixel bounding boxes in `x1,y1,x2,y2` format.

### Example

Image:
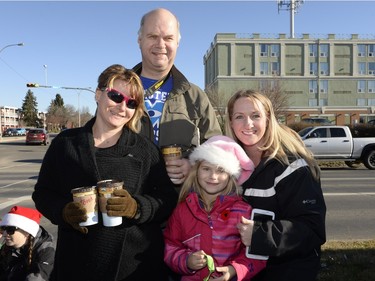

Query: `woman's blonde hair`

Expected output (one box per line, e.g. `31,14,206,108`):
225,89,320,180
178,161,239,210
97,64,145,133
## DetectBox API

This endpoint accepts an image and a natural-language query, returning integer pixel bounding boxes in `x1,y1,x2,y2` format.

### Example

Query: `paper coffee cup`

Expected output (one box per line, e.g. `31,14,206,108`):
161,145,182,161
97,179,123,227
162,145,183,184
71,186,98,226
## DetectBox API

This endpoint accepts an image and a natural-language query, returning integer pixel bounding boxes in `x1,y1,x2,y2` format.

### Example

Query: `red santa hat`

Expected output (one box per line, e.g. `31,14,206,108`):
0,206,41,237
189,135,254,185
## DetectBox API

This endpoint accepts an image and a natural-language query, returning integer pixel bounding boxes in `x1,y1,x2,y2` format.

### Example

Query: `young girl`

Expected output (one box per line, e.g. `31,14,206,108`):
0,206,55,281
164,135,266,281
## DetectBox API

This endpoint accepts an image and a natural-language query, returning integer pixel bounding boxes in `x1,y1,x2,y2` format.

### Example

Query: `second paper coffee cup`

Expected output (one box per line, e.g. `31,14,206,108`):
97,179,123,227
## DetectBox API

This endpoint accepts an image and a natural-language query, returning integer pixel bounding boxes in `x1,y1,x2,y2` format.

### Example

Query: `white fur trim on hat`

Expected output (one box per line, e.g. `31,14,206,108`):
190,144,241,178
0,206,41,237
189,135,255,185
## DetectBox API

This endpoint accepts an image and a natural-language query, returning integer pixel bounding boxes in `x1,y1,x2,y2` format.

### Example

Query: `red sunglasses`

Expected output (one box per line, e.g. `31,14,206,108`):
103,88,138,109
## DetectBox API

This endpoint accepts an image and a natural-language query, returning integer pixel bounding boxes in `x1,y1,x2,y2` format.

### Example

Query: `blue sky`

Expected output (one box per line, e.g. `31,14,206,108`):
1,1,374,115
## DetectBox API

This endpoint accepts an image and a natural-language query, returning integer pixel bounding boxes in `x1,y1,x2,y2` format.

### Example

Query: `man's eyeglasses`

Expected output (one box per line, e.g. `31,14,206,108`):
103,88,138,109
0,226,19,235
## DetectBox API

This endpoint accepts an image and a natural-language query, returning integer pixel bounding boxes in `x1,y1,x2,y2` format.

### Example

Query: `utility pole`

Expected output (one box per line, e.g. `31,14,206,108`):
277,0,304,39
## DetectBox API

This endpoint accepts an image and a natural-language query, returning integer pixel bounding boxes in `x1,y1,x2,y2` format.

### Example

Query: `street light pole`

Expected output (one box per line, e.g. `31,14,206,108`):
0,42,24,140
43,64,48,85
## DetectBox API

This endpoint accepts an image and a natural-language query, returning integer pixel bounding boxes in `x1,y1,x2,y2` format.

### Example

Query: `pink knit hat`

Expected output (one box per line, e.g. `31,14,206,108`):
0,206,42,237
189,135,254,185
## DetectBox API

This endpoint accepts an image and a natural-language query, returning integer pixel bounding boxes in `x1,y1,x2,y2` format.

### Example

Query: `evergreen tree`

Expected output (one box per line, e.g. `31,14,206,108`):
46,94,68,131
21,90,40,127
53,94,64,107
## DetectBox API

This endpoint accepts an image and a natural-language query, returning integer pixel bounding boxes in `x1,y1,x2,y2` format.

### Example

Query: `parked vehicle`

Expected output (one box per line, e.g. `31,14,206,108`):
15,128,27,135
3,128,17,136
301,118,331,125
26,129,50,145
3,128,27,136
298,125,375,169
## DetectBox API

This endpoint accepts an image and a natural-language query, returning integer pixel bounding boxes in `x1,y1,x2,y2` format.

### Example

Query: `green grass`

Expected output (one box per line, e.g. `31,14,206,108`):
317,240,375,281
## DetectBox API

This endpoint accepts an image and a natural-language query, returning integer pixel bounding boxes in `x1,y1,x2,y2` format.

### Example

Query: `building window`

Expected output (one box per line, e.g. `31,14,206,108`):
358,62,366,75
357,98,366,106
319,98,328,106
271,62,279,75
369,44,375,57
259,80,276,90
309,80,317,93
358,80,366,93
320,62,329,76
320,44,329,57
260,44,268,57
309,62,318,75
308,99,318,106
271,44,280,57
358,44,366,57
260,62,268,75
309,44,317,57
368,80,375,93
368,99,375,106
320,80,328,93
369,62,375,75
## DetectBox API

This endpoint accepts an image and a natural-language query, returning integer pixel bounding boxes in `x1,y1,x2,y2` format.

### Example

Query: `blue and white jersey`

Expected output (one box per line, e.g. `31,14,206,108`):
140,76,173,145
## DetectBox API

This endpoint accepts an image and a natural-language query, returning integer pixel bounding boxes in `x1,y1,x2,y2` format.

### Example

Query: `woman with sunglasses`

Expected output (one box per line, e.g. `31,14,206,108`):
0,206,55,281
32,64,178,281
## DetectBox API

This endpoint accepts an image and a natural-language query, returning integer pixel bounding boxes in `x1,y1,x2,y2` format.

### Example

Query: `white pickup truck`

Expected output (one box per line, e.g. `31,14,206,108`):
298,125,375,170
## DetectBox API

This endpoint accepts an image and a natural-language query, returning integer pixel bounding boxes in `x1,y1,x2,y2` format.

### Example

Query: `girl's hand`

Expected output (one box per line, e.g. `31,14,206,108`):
187,250,207,271
237,216,254,246
209,265,235,281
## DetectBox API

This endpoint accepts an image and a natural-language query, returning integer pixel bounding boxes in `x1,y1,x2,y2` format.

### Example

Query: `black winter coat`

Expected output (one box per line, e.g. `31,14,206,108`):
32,118,178,281
0,226,55,281
242,158,326,281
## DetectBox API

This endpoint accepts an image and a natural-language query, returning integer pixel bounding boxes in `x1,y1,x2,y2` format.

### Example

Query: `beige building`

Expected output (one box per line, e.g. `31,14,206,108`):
0,106,47,133
204,33,375,125
0,106,21,131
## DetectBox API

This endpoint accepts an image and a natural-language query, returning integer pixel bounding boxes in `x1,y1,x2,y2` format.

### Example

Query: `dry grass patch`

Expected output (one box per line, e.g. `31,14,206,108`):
318,240,375,281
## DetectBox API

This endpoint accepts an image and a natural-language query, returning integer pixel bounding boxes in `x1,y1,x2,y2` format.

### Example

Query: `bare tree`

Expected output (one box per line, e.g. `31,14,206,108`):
257,79,289,120
205,85,227,131
206,78,290,128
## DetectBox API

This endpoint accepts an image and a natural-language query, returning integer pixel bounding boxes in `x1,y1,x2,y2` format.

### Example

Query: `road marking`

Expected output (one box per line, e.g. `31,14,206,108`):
324,192,375,196
0,195,31,209
0,163,33,170
0,179,32,189
321,178,375,181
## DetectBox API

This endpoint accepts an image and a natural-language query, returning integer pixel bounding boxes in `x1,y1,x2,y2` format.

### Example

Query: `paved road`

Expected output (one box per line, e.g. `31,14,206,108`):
1,136,374,244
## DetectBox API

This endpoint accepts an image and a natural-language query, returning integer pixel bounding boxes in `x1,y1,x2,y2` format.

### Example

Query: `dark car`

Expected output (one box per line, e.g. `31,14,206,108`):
26,129,50,145
3,128,17,136
368,119,375,126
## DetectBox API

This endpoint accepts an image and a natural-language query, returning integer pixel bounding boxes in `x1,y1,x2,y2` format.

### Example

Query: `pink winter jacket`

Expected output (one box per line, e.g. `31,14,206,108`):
164,192,266,281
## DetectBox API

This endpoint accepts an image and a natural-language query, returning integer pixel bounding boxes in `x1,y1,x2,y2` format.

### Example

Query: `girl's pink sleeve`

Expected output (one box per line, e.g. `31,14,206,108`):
163,206,195,276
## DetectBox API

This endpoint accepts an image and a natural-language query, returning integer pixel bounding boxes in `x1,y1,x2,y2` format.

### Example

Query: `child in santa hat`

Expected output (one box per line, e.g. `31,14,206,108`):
163,135,266,281
0,206,55,281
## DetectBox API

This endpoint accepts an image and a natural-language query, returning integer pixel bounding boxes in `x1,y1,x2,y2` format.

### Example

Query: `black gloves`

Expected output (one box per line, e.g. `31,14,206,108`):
63,202,88,234
106,189,138,219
